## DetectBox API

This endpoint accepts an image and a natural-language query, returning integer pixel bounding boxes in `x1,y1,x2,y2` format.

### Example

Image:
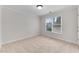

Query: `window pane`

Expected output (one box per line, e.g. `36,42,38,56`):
45,17,53,32
53,16,62,33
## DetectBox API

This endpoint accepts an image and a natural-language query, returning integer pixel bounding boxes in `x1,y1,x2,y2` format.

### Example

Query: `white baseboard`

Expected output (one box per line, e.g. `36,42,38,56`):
2,33,40,45
77,40,79,45
0,42,2,49
0,44,1,49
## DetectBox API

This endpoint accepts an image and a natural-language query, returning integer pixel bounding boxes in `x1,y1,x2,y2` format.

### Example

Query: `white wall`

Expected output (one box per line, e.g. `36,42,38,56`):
0,6,2,48
40,6,78,44
2,7,40,44
77,6,79,45
2,6,78,45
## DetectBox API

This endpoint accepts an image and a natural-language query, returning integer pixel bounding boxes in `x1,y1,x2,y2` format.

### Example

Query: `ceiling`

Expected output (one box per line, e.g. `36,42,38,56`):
3,5,73,16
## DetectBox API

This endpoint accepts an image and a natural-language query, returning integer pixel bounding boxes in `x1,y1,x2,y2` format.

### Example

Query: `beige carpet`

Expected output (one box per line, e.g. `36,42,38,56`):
1,36,79,53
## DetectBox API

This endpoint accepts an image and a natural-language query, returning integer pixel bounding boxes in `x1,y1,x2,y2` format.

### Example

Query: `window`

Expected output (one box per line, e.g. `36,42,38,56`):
45,16,62,34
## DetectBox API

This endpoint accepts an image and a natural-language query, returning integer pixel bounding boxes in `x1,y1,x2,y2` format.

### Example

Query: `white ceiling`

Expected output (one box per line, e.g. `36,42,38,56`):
3,5,73,16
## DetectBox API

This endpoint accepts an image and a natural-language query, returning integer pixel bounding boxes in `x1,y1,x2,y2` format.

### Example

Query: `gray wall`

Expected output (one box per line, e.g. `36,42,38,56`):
40,6,78,44
2,7,40,44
